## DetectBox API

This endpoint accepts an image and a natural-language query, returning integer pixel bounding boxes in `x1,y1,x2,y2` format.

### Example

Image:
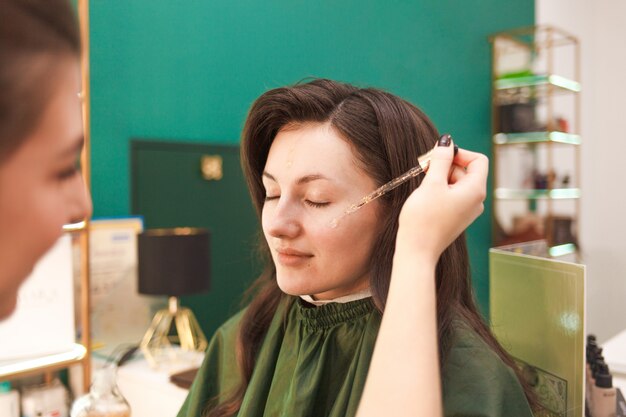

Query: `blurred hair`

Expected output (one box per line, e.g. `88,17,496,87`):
0,0,80,162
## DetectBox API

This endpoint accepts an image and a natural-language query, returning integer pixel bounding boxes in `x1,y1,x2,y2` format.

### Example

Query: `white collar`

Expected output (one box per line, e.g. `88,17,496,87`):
300,288,372,307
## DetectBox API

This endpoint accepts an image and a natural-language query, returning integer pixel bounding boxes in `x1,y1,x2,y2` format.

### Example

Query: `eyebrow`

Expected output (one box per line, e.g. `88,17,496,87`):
262,171,332,185
59,135,85,158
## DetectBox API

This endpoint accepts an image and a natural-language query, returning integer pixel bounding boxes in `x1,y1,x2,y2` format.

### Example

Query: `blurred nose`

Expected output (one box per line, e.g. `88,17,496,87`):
265,200,302,239
68,174,92,224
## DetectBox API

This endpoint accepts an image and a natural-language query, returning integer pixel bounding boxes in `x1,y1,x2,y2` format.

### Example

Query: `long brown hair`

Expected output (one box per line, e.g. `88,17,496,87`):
0,0,80,162
207,79,538,416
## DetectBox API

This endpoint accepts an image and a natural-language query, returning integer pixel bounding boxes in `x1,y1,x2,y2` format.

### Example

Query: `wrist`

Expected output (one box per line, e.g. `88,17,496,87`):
394,227,441,268
393,237,439,271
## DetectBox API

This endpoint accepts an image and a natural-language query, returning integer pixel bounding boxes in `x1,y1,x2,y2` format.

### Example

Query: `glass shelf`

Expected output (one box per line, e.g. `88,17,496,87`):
495,188,581,200
494,74,580,104
495,74,580,92
549,243,577,257
0,343,86,381
494,132,581,145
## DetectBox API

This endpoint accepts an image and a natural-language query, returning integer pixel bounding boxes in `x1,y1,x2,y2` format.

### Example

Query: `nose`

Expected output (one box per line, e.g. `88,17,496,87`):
264,199,302,240
68,174,92,224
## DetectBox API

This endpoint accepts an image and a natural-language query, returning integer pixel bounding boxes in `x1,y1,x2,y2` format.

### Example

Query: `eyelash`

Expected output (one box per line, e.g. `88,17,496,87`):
264,196,329,208
58,159,81,181
305,200,329,208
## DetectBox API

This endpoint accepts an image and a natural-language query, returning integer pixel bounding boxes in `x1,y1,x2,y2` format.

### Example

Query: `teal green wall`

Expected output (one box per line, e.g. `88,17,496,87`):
90,0,534,315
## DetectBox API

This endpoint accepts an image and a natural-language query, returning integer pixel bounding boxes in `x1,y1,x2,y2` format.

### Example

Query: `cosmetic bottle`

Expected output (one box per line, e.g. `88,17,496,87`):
70,365,131,417
0,381,20,417
587,339,599,406
592,350,605,400
21,379,69,417
589,347,604,411
592,363,617,417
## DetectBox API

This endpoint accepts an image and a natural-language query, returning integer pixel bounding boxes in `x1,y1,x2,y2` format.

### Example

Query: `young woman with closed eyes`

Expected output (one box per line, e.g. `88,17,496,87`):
179,79,537,417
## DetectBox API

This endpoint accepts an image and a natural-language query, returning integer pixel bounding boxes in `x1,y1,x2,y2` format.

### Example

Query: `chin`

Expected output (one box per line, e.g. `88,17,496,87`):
276,281,306,297
276,274,317,297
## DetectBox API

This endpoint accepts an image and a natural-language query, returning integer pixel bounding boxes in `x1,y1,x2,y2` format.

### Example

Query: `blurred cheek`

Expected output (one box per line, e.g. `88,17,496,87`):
23,180,70,259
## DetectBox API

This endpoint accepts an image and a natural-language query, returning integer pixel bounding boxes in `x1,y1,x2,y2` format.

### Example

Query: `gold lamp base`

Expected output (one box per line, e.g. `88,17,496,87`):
140,296,208,368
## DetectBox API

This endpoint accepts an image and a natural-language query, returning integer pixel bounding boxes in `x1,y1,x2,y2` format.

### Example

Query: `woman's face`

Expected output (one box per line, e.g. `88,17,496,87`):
0,59,92,319
262,122,381,300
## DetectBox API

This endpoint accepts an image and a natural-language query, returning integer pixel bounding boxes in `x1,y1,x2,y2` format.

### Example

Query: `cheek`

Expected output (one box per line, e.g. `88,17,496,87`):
261,206,271,239
26,184,68,250
310,221,363,257
0,182,64,288
320,212,380,264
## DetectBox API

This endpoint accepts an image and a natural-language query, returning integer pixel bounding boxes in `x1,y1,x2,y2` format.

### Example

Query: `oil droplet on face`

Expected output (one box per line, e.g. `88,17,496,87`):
327,164,426,230
286,146,295,168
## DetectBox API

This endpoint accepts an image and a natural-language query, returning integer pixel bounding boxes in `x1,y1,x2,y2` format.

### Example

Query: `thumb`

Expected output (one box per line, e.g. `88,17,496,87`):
424,134,454,184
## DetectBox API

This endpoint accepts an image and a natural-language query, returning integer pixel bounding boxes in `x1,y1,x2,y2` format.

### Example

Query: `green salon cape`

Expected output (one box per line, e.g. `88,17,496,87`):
177,298,534,417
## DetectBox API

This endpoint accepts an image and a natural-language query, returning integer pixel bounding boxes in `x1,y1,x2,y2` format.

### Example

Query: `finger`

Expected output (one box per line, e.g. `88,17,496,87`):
424,135,455,185
453,149,489,175
448,164,468,184
448,150,488,205
452,149,488,187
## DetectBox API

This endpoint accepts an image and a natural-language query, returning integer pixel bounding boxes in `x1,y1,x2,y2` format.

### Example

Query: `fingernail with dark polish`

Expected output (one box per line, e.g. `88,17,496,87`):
438,134,452,147
453,144,459,155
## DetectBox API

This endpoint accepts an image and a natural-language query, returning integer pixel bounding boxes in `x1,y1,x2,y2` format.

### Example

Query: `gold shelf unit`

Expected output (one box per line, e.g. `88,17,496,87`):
0,0,92,391
489,25,581,255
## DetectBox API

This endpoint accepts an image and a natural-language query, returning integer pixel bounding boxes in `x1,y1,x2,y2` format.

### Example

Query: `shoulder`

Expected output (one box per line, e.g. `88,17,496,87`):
213,307,247,342
196,307,249,378
444,320,511,377
177,308,250,417
441,320,534,417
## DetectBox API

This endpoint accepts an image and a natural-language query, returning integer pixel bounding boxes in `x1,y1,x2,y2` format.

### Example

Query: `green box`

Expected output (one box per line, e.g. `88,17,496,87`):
490,241,585,417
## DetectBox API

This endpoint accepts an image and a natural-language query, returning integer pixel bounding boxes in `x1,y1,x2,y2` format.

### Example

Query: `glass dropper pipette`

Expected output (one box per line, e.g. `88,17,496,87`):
329,139,458,228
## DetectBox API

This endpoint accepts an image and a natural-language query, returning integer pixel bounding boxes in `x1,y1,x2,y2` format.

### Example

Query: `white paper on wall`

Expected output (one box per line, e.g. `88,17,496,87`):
0,235,75,360
88,218,165,357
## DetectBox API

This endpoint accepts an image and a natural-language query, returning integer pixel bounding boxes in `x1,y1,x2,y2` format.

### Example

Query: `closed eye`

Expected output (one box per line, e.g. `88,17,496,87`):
305,200,329,208
57,166,80,181
57,154,82,181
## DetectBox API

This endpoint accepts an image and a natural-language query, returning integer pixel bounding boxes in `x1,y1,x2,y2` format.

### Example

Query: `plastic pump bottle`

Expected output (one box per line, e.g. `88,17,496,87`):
0,381,19,417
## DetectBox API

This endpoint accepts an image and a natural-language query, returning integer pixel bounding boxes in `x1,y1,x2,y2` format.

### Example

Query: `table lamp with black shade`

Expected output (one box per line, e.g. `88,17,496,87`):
137,228,210,367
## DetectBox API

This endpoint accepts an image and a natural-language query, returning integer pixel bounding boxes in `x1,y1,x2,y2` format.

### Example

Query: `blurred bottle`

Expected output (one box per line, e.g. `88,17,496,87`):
70,365,130,417
0,381,19,417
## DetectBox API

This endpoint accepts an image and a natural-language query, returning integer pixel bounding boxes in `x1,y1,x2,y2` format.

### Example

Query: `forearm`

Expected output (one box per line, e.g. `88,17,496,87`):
356,239,442,417
356,144,486,417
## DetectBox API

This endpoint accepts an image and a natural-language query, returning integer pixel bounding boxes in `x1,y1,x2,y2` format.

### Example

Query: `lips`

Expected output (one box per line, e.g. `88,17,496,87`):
275,247,313,267
276,247,311,256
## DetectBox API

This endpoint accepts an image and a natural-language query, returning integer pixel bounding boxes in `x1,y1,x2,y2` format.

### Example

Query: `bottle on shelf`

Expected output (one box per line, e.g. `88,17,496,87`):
0,381,19,417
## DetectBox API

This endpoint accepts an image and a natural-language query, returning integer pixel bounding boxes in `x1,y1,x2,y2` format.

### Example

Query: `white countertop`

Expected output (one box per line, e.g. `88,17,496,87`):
92,349,204,417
